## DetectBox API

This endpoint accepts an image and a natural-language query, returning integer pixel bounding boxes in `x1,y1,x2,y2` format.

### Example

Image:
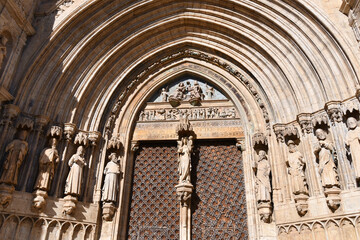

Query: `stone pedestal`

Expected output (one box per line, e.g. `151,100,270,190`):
257,201,272,223
63,195,78,215
102,202,116,221
0,183,15,208
175,183,193,240
169,97,180,107
294,193,309,216
324,187,341,212
32,189,48,211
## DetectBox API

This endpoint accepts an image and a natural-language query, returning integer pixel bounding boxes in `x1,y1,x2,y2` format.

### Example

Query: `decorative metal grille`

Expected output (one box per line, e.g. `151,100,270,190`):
127,140,248,240
127,142,179,239
191,140,248,239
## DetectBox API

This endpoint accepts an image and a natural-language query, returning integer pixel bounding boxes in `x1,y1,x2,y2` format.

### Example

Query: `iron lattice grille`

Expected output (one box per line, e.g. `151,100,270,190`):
191,141,248,239
127,142,179,240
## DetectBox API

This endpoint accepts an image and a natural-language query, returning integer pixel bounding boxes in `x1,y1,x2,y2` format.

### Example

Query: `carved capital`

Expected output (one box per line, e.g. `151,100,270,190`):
284,125,299,138
131,141,139,152
108,135,122,150
63,123,77,141
74,131,89,146
311,112,329,127
325,101,343,124
34,115,50,133
47,126,63,139
273,124,285,143
342,98,359,115
88,131,102,146
0,104,20,126
297,113,313,134
236,138,245,151
252,132,268,148
16,117,34,131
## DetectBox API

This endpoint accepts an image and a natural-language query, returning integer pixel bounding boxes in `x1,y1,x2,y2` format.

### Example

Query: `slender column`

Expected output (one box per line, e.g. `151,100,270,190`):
84,131,101,202
297,113,322,196
55,123,76,197
175,117,194,240
325,101,355,189
21,115,49,191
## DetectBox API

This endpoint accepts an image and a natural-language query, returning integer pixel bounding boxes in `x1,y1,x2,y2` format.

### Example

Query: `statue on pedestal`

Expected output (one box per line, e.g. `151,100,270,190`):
102,153,121,220
345,117,360,182
253,150,271,203
314,129,339,188
177,136,193,184
33,138,60,211
63,145,87,215
314,128,341,211
286,140,309,216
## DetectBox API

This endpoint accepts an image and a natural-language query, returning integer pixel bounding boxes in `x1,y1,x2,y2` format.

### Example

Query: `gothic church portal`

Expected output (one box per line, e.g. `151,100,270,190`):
0,0,360,239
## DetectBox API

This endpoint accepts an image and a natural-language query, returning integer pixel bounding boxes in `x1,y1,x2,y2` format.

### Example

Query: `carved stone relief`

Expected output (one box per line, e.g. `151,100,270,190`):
345,117,360,184
138,106,237,122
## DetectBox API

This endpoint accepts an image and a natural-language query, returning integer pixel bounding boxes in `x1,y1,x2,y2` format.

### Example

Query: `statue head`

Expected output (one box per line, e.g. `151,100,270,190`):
347,117,358,130
287,140,296,153
17,129,28,141
0,35,8,47
258,150,267,160
50,138,58,148
76,146,85,156
315,128,326,140
109,152,117,162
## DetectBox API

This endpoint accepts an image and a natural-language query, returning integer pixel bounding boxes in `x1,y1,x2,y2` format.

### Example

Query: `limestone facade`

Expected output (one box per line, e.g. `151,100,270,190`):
1,0,360,239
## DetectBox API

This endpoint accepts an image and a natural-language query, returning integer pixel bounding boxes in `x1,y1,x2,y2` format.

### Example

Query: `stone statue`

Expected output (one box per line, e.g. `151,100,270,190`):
64,146,87,196
314,128,339,188
102,153,121,203
170,83,186,101
189,81,204,100
253,150,271,203
161,88,168,102
286,140,308,195
34,138,60,191
0,130,28,186
345,117,360,181
0,35,8,69
177,136,193,183
205,84,215,100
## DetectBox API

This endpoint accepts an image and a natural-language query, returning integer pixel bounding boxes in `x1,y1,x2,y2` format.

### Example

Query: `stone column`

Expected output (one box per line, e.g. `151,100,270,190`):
325,101,355,189
21,115,49,192
55,122,76,197
84,131,101,202
297,113,322,196
175,117,194,240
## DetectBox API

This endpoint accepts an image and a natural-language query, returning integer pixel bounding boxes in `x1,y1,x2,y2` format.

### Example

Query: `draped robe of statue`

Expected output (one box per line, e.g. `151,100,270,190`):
345,117,360,179
287,150,307,194
34,146,59,191
254,151,271,203
314,140,339,188
102,155,121,202
178,138,192,183
0,139,28,185
64,147,86,196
